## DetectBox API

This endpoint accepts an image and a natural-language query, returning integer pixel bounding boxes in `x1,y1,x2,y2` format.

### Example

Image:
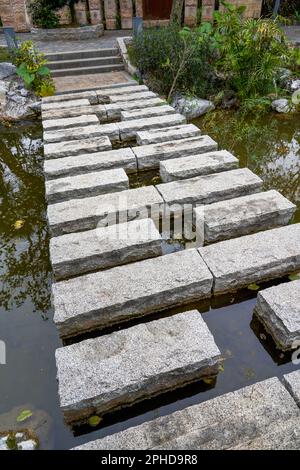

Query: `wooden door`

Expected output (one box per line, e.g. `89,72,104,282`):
143,0,173,20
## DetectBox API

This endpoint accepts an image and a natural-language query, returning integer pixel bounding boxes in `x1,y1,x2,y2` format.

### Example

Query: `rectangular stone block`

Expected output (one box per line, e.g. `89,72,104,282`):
121,105,175,121
42,90,98,105
96,84,148,102
72,377,300,449
283,370,300,406
199,223,300,294
119,114,186,141
42,114,99,131
254,280,300,351
56,310,222,422
47,186,163,236
44,148,137,179
45,168,129,204
42,104,107,121
134,135,217,170
52,249,213,337
120,0,133,29
43,123,119,144
41,98,90,112
44,136,112,160
160,150,239,182
136,124,201,145
50,218,162,280
104,97,165,120
157,168,263,209
109,91,157,103
104,0,117,30
194,190,296,244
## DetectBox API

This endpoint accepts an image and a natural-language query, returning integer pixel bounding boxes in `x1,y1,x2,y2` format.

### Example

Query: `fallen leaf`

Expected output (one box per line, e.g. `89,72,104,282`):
289,273,300,281
14,220,24,230
88,415,102,427
16,409,32,422
247,283,260,291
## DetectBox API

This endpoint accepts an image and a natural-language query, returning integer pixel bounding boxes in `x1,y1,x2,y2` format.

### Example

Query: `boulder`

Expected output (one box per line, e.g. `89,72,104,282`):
271,99,292,113
0,62,16,80
172,94,215,119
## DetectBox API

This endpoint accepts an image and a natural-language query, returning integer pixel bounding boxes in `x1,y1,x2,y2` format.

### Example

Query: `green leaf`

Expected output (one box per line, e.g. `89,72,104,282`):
16,409,33,422
38,65,50,76
88,415,102,427
247,283,260,291
16,64,34,86
289,273,300,281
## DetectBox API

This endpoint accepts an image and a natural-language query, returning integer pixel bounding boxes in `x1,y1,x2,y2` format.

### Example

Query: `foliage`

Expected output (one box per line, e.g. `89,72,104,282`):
12,41,55,97
16,409,33,422
289,47,300,73
262,0,300,17
29,0,60,29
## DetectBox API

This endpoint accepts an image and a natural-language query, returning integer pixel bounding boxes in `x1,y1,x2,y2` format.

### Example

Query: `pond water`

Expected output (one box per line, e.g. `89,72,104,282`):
0,112,299,449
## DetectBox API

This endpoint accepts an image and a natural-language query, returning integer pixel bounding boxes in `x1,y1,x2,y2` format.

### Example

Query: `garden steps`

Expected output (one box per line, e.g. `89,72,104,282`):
44,136,112,159
48,56,123,71
136,124,201,145
120,105,176,121
43,123,119,144
42,114,100,132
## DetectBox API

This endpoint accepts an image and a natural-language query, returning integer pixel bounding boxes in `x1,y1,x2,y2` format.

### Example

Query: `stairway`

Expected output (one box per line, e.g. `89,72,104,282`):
45,48,125,77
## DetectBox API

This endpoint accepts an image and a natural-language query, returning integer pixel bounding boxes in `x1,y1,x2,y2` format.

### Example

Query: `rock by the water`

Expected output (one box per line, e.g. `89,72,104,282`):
288,78,300,93
0,62,16,80
271,99,292,114
172,94,215,119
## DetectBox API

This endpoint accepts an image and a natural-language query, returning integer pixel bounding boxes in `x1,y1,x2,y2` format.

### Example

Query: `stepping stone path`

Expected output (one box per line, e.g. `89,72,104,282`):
41,81,300,448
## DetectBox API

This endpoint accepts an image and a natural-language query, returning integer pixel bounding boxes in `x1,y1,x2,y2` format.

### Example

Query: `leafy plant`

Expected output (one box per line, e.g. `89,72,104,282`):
295,10,300,23
29,0,60,29
16,409,33,422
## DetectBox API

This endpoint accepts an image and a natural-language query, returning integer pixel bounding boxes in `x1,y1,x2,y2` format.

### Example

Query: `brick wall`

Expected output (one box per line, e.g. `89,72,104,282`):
219,0,263,18
0,0,30,32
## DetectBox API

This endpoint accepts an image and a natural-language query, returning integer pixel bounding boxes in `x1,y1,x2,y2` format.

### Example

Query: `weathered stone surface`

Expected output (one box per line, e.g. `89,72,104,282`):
172,94,215,119
44,148,137,179
47,186,163,236
199,223,300,294
42,114,99,131
53,249,213,337
109,91,157,103
0,62,16,80
254,280,300,351
134,135,217,170
43,123,119,144
45,168,129,204
272,98,292,113
194,190,296,244
41,98,90,112
96,84,148,103
42,90,98,105
283,370,300,406
72,377,300,450
157,168,263,209
105,97,165,120
160,150,239,182
42,104,106,121
121,105,175,121
44,136,112,160
56,310,222,422
136,124,201,145
50,218,162,280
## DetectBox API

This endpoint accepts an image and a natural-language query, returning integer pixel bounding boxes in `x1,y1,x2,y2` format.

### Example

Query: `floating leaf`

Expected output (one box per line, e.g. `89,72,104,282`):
247,283,260,291
14,220,24,230
16,409,32,422
88,415,102,427
289,273,300,281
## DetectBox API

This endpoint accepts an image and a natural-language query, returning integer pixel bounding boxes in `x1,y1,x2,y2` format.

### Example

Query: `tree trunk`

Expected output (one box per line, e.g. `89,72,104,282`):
171,0,184,25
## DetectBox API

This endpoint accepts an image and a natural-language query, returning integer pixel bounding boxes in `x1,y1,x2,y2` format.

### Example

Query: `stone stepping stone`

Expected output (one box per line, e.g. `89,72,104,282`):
42,114,99,131
104,97,165,120
136,124,201,145
44,136,112,160
133,135,217,170
157,168,263,210
52,249,213,337
96,84,149,103
47,186,163,236
120,105,175,121
42,104,106,121
72,377,300,449
45,168,129,204
44,148,137,180
119,114,186,141
109,91,157,103
43,123,119,144
50,218,162,281
283,370,300,407
41,98,90,112
199,223,300,294
254,280,300,350
56,310,222,423
194,190,296,244
42,90,98,105
160,150,239,182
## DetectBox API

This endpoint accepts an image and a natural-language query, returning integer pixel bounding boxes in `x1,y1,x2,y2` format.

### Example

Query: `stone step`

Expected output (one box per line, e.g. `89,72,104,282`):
43,123,119,144
48,56,123,71
42,114,99,132
136,124,201,145
194,190,296,244
45,168,129,204
44,148,137,180
44,48,119,62
160,150,239,182
283,370,300,407
254,280,300,351
42,90,98,105
56,310,222,423
96,84,149,103
104,97,166,120
44,136,112,160
120,105,175,121
51,63,125,78
47,186,163,236
118,114,186,141
72,377,300,450
52,249,213,337
50,218,162,281
41,98,90,112
109,91,157,103
156,168,263,210
199,223,300,294
42,104,106,121
133,135,218,170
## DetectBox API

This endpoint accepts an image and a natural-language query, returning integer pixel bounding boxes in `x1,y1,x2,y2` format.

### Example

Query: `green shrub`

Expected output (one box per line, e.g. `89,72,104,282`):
29,0,60,29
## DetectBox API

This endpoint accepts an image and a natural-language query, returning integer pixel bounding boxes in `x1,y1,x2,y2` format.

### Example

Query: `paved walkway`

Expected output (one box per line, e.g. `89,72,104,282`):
54,71,133,93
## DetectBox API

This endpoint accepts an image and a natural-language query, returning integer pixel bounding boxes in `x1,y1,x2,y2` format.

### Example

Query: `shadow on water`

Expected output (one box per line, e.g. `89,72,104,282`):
0,111,299,448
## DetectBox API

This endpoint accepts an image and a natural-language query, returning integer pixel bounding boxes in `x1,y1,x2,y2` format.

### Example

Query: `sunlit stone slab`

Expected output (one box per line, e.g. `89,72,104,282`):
109,91,157,103
41,98,90,111
104,97,165,120
96,84,148,103
42,104,107,121
72,377,300,449
44,136,112,160
50,218,162,280
136,124,201,145
119,114,186,141
254,280,300,350
199,223,300,294
45,168,129,204
44,148,137,179
134,135,217,170
42,90,98,105
194,190,296,244
283,370,300,406
56,310,222,422
121,105,175,121
47,186,163,236
43,123,119,144
52,249,213,337
160,150,239,182
42,114,99,131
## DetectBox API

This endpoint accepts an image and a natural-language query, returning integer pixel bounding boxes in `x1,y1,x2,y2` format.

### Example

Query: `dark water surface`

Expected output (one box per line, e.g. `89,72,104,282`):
0,112,299,449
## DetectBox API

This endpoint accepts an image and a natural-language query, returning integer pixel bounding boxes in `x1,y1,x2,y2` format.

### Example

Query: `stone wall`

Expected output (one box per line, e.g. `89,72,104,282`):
219,0,263,18
0,0,30,32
